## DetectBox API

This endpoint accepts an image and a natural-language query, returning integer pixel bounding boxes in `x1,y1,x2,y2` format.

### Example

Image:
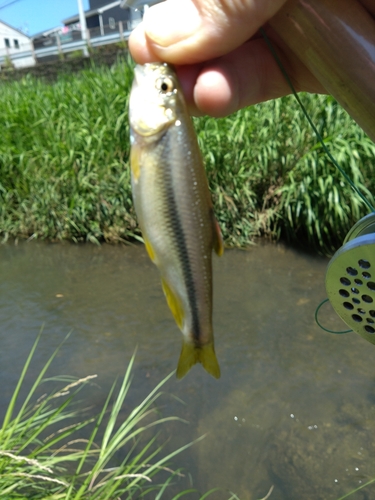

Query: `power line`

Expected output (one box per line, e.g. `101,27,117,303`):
0,0,22,11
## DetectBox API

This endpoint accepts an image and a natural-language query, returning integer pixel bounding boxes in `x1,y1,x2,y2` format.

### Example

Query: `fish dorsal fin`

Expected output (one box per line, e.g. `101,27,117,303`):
176,341,221,379
212,214,224,256
161,278,185,330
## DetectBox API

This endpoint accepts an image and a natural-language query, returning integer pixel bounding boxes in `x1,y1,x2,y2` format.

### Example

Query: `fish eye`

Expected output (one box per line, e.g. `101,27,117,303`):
156,77,175,94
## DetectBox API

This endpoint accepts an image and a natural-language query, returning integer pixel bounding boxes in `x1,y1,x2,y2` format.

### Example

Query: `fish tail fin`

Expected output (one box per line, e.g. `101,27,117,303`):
176,341,220,379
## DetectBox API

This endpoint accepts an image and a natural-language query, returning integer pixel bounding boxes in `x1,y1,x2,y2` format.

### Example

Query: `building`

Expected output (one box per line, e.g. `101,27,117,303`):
33,0,135,64
32,26,75,63
0,20,35,69
62,0,140,37
33,0,165,63
1,0,164,67
120,0,163,8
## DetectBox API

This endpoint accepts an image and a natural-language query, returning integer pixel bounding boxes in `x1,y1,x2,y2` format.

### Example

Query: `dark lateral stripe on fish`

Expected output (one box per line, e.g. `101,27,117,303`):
161,132,201,343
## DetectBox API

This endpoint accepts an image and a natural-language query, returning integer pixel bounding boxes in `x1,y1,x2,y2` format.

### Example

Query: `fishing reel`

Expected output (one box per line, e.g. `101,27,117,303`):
325,212,375,344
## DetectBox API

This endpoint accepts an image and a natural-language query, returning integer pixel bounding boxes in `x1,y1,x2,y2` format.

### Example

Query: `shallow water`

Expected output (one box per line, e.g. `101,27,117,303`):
1,241,375,499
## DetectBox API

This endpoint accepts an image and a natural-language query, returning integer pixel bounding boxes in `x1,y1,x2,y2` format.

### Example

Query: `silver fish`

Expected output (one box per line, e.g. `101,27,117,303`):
129,63,223,378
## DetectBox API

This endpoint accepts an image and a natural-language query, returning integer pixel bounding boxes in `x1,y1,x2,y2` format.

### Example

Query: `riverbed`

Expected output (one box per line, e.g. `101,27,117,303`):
0,241,374,499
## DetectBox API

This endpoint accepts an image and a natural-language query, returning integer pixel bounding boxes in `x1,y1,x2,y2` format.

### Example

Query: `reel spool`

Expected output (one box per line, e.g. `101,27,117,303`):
325,213,375,344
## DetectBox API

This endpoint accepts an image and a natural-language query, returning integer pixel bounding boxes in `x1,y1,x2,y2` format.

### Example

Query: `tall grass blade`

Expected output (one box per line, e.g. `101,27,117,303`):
336,477,375,500
0,337,221,499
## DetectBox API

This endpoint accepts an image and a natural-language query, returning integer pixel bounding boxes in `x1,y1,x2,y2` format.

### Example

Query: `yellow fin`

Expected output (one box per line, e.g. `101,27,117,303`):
130,144,141,182
144,237,156,263
176,341,220,379
161,278,185,330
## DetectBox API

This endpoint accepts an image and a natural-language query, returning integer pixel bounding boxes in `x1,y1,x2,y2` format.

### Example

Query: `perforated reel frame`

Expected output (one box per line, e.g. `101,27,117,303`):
325,213,375,344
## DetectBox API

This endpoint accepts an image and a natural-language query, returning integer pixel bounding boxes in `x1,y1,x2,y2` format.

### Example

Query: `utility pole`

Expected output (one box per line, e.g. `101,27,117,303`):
77,0,89,57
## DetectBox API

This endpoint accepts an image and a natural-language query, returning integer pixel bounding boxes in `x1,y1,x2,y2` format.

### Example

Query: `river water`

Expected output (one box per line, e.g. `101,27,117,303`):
1,241,374,500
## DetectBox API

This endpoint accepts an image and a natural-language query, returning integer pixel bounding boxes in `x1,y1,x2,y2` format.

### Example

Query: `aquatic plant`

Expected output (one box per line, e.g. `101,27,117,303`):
0,331,238,499
0,60,374,254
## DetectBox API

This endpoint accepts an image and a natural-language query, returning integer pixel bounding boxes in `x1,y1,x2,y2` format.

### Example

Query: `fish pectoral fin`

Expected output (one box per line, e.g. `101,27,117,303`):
161,278,185,330
211,212,224,257
144,236,156,263
130,143,141,183
176,342,220,379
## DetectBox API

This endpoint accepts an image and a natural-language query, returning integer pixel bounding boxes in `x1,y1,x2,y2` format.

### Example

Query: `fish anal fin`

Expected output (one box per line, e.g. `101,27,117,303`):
161,278,184,330
176,342,220,379
211,212,224,257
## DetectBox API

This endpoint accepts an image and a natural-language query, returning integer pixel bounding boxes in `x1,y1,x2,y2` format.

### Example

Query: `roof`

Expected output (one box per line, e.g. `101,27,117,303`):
0,19,31,38
62,0,122,25
120,0,163,7
31,26,63,40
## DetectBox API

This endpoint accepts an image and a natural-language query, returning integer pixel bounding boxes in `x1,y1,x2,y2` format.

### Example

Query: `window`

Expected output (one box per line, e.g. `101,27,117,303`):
4,38,10,48
14,39,19,49
108,17,115,29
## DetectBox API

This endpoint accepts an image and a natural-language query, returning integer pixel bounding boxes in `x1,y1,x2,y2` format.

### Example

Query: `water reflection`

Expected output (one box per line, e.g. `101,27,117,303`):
0,241,374,499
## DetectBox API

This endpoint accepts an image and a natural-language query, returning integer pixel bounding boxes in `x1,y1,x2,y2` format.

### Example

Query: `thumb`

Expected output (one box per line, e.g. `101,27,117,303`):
130,0,288,64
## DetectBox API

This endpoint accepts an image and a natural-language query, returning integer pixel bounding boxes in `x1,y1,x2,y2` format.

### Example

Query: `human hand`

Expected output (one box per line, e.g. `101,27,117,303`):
128,0,326,116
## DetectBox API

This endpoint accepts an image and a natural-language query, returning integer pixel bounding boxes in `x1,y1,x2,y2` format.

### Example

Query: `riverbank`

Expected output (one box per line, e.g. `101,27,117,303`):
0,58,374,254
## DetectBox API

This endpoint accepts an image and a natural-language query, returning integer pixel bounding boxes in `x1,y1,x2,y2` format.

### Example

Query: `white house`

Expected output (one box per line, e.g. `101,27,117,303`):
0,20,35,69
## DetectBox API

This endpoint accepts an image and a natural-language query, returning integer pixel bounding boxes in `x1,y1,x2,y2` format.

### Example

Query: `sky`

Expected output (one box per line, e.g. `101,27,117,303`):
0,0,90,36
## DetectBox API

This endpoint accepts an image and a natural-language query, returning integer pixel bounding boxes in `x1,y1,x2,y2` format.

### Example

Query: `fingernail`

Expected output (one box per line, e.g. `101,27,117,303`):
143,0,201,47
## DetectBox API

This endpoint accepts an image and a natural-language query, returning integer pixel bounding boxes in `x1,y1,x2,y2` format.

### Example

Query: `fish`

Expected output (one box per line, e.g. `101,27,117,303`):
129,62,223,379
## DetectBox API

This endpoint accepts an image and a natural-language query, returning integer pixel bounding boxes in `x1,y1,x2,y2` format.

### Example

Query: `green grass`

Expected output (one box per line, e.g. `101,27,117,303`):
195,95,375,253
0,60,135,245
0,58,374,253
0,331,240,499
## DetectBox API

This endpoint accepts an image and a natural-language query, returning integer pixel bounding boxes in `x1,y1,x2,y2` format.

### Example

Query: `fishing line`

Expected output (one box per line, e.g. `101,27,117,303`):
260,28,375,340
260,28,375,214
314,298,352,334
